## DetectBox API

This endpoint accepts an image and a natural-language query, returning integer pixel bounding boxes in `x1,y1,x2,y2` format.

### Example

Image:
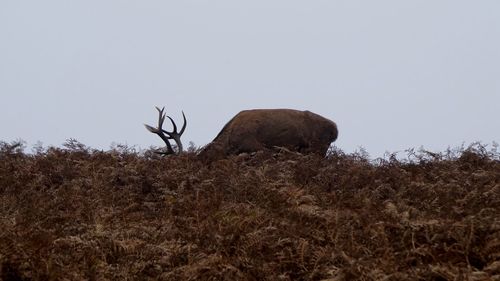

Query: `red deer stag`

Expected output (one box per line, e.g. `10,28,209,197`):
145,107,186,155
199,109,338,159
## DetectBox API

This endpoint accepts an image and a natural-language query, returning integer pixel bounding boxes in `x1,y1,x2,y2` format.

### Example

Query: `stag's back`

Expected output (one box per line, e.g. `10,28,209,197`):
200,109,338,159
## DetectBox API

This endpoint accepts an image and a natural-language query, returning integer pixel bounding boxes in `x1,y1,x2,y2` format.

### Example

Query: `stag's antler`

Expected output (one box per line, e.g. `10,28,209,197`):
164,111,187,153
145,107,187,155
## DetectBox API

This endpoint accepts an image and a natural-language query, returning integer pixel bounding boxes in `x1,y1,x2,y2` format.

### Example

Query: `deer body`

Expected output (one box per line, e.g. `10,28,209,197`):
145,108,338,158
200,109,338,158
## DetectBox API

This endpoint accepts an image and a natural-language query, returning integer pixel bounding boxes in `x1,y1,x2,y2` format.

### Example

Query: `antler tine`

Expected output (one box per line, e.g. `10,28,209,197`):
162,111,187,136
145,106,175,155
161,111,187,153
144,124,157,133
145,107,166,134
156,107,166,128
179,111,187,136
166,116,178,134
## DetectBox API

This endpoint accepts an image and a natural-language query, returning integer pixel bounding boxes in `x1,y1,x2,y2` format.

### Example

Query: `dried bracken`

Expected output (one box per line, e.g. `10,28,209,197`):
0,141,499,280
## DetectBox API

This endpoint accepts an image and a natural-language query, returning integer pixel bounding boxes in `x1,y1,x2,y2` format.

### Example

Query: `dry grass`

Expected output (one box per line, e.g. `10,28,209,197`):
1,140,499,280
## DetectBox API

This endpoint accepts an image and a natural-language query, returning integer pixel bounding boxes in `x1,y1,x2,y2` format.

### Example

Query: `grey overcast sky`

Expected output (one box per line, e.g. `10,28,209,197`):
1,1,499,157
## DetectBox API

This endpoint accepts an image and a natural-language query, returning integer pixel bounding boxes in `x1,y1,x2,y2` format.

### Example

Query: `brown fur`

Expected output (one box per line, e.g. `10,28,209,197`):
199,109,338,159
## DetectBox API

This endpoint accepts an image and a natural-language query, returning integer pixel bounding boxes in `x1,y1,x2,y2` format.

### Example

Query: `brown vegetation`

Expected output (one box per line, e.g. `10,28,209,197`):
1,140,499,280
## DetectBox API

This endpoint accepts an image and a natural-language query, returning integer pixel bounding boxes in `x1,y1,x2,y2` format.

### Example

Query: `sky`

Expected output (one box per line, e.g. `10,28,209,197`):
1,1,499,158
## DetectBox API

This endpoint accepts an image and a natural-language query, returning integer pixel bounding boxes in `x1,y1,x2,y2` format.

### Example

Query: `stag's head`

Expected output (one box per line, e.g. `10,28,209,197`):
144,107,187,155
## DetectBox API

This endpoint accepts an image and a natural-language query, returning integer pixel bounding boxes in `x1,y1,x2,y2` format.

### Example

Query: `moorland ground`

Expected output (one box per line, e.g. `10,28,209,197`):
1,141,499,280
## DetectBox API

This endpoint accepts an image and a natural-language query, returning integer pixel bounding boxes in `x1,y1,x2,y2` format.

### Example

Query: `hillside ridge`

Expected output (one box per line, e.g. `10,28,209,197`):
1,141,499,280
